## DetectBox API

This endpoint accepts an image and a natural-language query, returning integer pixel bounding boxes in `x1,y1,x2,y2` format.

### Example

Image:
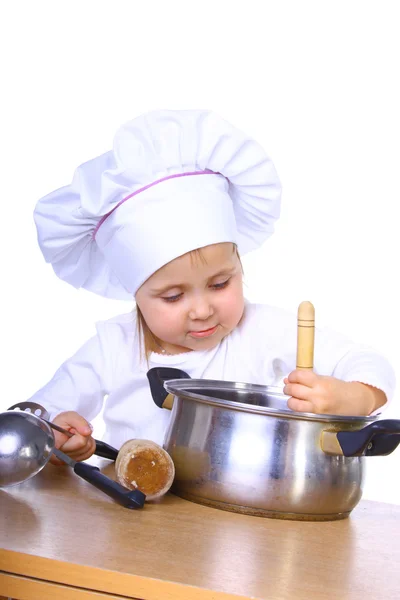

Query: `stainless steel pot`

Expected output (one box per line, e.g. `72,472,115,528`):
147,367,400,521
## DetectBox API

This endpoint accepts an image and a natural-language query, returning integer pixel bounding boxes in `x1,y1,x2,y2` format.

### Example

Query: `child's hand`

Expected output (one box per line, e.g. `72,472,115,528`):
50,411,96,465
283,370,386,416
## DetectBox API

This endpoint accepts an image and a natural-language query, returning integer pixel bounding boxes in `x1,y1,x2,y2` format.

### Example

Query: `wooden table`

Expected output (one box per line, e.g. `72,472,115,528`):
0,460,399,600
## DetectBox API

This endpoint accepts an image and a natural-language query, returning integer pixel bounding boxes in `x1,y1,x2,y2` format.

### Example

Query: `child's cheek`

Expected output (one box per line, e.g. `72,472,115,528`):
157,306,181,329
221,288,244,318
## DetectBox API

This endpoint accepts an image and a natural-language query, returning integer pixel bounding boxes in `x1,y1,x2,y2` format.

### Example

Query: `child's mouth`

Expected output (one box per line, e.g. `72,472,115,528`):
189,325,218,339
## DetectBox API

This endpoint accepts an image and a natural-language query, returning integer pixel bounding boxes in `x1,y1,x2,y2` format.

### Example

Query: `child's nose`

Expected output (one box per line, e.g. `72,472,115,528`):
189,296,213,320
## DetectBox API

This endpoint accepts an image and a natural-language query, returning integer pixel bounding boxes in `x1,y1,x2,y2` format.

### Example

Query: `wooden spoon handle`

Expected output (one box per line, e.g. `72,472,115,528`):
296,301,315,370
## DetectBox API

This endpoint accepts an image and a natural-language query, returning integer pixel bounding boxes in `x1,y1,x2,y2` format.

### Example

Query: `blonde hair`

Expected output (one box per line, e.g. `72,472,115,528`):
136,244,241,362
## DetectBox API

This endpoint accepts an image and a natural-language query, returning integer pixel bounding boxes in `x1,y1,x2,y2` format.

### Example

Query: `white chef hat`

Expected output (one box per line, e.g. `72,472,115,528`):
34,110,281,300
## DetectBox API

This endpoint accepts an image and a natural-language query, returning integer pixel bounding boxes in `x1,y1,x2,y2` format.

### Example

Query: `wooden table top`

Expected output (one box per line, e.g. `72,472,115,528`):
0,460,399,600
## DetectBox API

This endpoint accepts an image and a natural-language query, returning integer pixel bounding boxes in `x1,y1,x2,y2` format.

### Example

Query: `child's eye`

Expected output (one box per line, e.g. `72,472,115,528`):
162,293,182,303
211,279,230,290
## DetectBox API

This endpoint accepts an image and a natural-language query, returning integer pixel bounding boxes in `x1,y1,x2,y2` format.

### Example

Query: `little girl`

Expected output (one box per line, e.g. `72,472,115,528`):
30,110,395,463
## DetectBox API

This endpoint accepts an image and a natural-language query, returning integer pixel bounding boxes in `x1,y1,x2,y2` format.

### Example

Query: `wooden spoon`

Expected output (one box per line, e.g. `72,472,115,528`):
296,301,315,370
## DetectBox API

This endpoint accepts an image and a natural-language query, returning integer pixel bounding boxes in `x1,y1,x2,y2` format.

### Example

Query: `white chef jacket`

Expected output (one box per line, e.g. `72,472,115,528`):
29,302,396,449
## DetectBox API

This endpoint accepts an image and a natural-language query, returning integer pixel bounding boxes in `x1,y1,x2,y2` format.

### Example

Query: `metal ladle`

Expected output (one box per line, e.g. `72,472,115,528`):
7,401,118,461
0,411,145,509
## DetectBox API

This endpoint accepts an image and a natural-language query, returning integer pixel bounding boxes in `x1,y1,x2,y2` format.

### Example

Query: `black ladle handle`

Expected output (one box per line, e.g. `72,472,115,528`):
337,420,400,456
147,367,190,409
74,462,146,509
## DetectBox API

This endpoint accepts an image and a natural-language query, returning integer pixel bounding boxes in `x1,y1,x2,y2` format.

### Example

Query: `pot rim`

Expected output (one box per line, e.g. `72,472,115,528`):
163,379,377,424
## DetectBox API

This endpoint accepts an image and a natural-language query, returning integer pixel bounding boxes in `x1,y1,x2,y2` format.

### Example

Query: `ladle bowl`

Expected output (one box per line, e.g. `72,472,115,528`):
0,411,54,487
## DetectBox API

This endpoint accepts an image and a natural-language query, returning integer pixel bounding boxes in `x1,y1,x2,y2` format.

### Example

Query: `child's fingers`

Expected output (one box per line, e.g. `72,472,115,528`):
67,443,97,462
287,396,314,413
67,437,96,460
53,411,93,436
53,429,73,449
287,369,317,386
51,411,94,451
283,382,313,401
59,433,94,453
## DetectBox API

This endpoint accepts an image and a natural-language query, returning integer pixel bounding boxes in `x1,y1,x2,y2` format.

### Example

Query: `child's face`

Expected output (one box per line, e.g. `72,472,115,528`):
136,243,244,354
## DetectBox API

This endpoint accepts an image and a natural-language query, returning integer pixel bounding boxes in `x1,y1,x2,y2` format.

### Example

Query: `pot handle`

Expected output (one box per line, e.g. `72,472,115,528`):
147,367,191,410
321,420,400,457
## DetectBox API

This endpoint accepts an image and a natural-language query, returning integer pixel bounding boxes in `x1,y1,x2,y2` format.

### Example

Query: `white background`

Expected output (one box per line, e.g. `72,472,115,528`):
1,1,399,504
